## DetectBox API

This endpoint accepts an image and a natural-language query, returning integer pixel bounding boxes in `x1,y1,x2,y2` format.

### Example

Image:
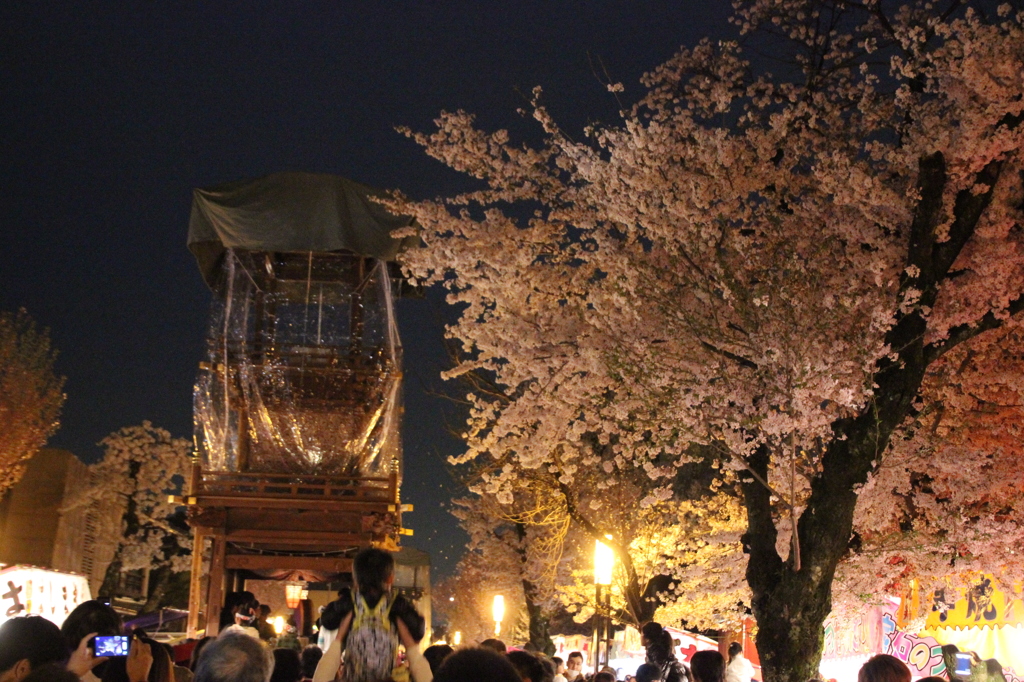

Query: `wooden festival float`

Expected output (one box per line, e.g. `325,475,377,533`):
181,173,419,636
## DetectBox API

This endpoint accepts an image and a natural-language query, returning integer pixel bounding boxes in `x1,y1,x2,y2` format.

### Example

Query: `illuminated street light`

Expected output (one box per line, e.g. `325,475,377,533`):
453,631,462,646
593,535,614,669
492,594,505,636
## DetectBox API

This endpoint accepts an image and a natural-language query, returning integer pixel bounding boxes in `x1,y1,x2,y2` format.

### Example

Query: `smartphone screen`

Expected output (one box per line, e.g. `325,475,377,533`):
93,635,130,657
955,653,973,678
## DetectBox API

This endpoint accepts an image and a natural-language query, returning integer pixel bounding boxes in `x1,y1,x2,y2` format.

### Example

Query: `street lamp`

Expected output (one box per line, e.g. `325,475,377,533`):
492,595,505,636
453,631,462,646
593,535,614,669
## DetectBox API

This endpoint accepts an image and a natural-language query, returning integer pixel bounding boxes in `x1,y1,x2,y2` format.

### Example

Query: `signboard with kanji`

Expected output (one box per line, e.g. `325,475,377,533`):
0,565,92,627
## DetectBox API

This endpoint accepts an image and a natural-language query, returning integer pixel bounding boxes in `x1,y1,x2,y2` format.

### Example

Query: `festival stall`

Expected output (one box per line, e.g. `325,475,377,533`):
921,578,1024,680
0,565,92,627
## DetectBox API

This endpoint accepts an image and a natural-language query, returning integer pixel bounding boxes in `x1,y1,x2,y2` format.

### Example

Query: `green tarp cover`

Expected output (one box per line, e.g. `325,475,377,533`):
187,172,417,287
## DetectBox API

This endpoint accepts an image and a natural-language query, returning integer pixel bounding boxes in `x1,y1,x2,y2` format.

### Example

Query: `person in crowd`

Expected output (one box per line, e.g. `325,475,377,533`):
594,672,616,682
193,632,274,682
254,606,275,642
312,611,429,682
423,645,454,675
551,656,567,682
61,600,125,682
480,639,507,654
858,655,911,682
189,638,213,673
311,548,425,682
507,651,547,682
269,649,302,682
298,646,321,682
636,663,662,682
564,652,584,682
641,622,689,682
23,663,81,682
725,642,754,682
219,593,260,638
433,647,521,682
0,616,70,682
690,651,726,682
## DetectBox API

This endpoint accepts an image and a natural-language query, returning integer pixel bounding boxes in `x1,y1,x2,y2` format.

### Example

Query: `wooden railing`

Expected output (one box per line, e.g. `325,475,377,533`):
189,463,397,503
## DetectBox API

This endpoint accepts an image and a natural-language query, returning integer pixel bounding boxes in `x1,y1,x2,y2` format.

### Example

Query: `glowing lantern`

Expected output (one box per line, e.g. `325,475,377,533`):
492,595,505,636
285,583,305,609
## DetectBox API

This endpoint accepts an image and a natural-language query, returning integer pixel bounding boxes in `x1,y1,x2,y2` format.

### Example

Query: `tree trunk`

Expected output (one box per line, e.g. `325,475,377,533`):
99,556,123,600
514,522,556,655
142,565,171,613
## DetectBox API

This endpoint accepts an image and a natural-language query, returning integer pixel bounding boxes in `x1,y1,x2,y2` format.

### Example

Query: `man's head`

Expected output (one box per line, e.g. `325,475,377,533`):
0,616,68,682
480,638,507,653
257,605,271,621
567,652,584,671
352,547,395,596
423,644,454,674
594,673,616,682
434,647,521,682
194,632,274,682
728,642,743,661
506,651,545,682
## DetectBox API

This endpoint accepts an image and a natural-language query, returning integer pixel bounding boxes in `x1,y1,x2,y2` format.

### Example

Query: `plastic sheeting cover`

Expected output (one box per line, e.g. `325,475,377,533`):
194,250,402,477
187,172,419,289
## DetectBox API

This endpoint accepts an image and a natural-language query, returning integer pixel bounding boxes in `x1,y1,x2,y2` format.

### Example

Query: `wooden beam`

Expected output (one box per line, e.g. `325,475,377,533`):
187,531,206,638
225,555,354,572
224,528,371,545
189,496,394,513
205,536,227,636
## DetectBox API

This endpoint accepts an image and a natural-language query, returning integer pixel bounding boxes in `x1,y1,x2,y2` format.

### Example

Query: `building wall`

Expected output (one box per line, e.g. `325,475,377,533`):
0,449,83,567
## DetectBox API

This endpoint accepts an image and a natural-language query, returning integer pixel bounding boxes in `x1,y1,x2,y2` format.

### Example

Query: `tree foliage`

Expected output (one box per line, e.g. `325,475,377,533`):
394,1,1024,678
0,308,65,495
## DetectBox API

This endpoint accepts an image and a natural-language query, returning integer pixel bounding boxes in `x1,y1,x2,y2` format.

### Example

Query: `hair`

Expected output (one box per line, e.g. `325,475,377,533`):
637,663,662,682
728,642,743,659
433,647,522,682
858,655,911,682
352,547,395,598
552,656,563,666
300,645,323,679
194,632,274,682
0,616,69,673
22,662,81,682
641,622,675,665
918,677,947,682
594,673,616,682
258,605,271,618
190,636,214,671
60,600,124,653
691,650,727,682
220,591,259,629
567,651,583,663
423,644,454,674
507,651,546,682
146,636,175,682
270,648,302,682
480,638,507,653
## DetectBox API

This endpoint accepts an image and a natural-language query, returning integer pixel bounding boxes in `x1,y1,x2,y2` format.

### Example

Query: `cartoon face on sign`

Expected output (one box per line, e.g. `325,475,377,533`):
966,578,997,622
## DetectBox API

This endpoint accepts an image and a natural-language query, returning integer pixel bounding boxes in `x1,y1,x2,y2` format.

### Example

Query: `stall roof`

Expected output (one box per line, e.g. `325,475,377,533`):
187,172,419,288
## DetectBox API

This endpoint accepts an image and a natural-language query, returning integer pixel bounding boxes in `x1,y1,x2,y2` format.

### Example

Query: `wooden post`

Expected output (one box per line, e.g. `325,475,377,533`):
205,534,227,636
187,530,206,638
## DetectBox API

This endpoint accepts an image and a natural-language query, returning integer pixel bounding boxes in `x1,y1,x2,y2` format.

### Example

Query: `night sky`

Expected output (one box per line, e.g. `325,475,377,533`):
1,2,733,580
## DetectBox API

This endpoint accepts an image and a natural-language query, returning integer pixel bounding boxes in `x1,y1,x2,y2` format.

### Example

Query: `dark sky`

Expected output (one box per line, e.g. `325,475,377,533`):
0,2,732,580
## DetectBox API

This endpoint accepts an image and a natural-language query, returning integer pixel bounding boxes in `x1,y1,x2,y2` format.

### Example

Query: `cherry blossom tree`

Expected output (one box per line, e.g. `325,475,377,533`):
393,1,1024,678
65,421,193,608
0,309,65,495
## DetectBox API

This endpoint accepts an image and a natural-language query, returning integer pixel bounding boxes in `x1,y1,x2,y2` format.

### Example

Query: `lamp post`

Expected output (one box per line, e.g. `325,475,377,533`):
594,535,614,669
492,595,505,637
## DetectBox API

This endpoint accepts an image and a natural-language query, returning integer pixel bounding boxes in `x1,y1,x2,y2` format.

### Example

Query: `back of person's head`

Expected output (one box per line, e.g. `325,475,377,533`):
194,633,273,682
636,663,661,682
434,647,521,682
145,636,174,682
594,673,616,682
190,637,213,672
269,648,302,682
352,547,395,597
858,655,911,682
258,605,271,619
551,657,563,669
728,642,743,660
507,651,546,682
480,638,507,653
640,622,663,642
299,646,322,679
691,650,726,682
21,662,80,682
423,644,454,674
61,600,123,652
220,592,259,629
0,616,69,676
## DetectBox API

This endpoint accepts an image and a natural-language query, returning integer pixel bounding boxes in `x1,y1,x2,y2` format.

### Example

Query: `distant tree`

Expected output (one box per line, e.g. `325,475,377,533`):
0,308,65,495
64,421,192,609
394,1,1024,679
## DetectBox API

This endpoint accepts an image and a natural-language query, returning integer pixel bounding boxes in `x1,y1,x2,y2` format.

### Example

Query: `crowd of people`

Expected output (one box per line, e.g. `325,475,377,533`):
0,547,923,682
